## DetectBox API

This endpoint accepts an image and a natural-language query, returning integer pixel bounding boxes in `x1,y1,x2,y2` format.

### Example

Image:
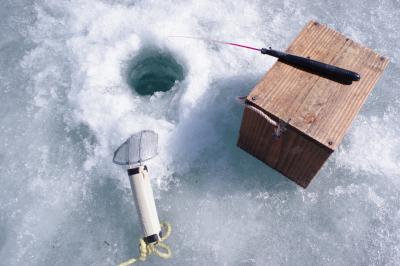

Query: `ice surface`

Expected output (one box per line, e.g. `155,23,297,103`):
0,0,399,265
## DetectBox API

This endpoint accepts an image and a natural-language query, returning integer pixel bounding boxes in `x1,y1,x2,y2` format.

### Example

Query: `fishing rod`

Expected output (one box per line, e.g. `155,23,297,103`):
168,36,360,82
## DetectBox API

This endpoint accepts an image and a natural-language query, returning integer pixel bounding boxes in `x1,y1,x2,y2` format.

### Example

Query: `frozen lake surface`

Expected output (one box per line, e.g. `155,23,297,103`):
0,0,399,265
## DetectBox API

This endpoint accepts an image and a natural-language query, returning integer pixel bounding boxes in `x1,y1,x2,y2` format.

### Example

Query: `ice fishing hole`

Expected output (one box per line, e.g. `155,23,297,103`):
127,48,184,96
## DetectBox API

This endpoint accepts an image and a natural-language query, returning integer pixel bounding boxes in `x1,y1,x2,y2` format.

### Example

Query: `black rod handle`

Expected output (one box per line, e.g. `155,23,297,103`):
261,48,360,82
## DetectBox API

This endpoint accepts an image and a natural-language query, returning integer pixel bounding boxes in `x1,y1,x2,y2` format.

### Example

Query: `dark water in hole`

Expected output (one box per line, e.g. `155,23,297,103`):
127,49,184,95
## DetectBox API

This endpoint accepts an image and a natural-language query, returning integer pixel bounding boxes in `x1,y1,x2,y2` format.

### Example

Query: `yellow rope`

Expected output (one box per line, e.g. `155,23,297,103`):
118,222,172,266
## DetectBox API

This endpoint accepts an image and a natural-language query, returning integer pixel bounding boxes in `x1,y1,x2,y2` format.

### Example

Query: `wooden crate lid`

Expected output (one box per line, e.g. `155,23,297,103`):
248,21,389,150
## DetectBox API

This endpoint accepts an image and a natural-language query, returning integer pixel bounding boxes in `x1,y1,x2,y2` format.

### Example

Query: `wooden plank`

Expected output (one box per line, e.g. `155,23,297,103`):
305,45,389,148
247,21,389,150
237,107,331,187
248,21,347,124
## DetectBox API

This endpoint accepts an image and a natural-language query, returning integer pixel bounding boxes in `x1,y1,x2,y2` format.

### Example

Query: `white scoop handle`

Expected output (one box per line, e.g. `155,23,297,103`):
128,165,161,243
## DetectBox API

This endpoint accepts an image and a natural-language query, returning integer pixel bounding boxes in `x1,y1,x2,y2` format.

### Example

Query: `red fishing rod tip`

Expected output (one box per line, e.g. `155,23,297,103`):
225,42,261,52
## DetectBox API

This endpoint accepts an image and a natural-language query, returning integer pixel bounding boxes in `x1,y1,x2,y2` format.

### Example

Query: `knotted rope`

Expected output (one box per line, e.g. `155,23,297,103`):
118,222,172,266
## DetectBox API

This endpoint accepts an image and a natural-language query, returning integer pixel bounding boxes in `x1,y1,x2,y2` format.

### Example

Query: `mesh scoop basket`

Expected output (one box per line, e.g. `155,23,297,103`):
113,130,158,166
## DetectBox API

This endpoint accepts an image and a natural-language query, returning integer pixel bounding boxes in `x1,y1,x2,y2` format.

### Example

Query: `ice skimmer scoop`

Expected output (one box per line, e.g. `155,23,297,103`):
113,130,162,244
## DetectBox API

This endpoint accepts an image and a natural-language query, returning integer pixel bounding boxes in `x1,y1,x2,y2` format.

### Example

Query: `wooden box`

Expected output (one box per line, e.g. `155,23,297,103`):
237,21,389,188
